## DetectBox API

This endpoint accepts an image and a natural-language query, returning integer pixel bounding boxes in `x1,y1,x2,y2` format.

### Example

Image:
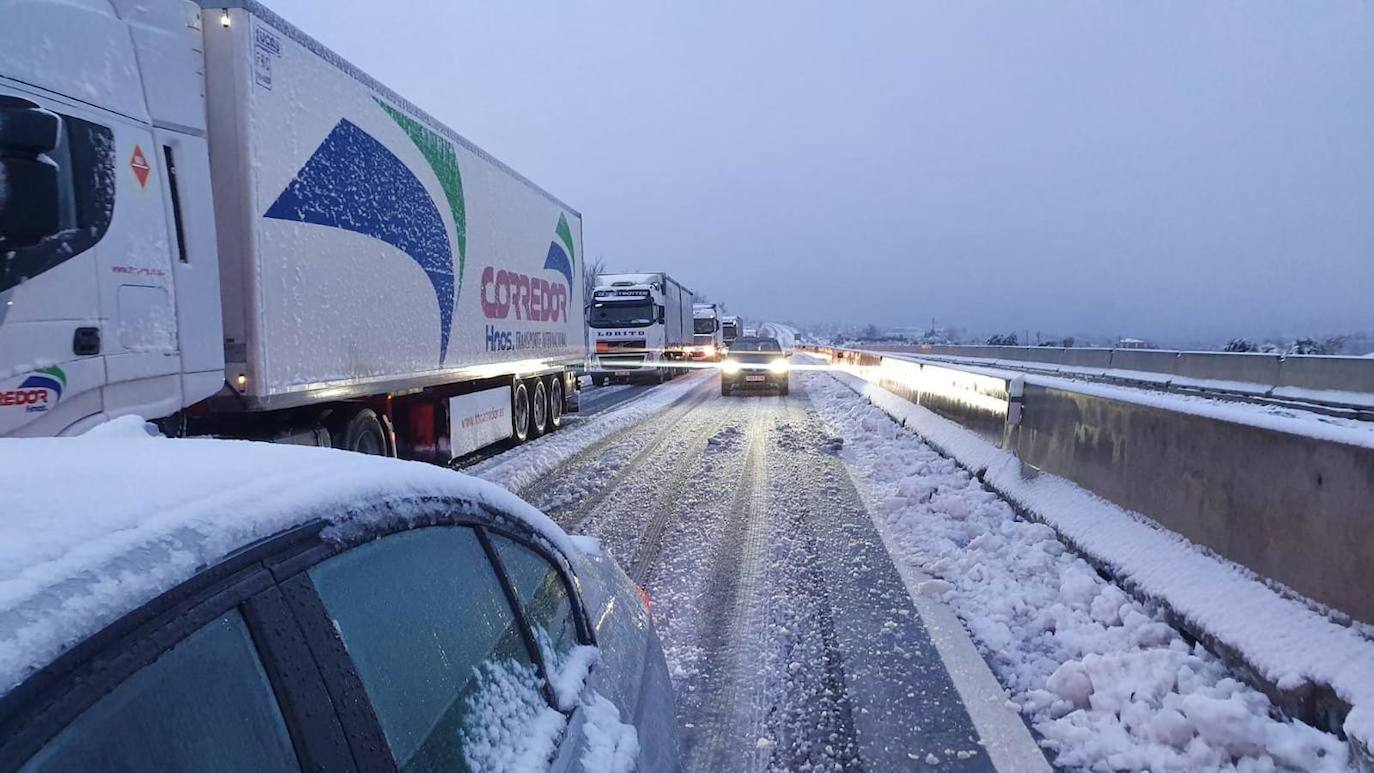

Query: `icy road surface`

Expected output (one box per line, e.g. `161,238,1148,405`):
521,373,1042,771
485,369,1349,771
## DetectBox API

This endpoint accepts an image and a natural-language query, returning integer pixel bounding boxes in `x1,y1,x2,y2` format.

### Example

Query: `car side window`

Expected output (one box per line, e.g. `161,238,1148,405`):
20,612,299,773
490,534,589,709
309,527,561,772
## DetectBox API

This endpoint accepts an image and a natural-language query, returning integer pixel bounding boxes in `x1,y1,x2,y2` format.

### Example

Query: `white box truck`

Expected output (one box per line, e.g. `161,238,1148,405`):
690,303,723,361
720,315,740,349
0,0,584,461
588,273,692,385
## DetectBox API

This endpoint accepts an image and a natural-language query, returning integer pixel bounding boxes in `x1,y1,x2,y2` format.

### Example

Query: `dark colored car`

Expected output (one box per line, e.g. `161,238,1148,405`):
719,336,790,396
0,431,680,772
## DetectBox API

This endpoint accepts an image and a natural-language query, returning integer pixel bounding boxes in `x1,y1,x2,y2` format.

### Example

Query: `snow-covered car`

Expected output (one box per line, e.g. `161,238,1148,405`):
0,418,679,772
719,337,791,396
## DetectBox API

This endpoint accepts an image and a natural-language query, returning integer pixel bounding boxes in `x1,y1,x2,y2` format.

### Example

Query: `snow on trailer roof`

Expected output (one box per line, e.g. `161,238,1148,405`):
0,417,577,694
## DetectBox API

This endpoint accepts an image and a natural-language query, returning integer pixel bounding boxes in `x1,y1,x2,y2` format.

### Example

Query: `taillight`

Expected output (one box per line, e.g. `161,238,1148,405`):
635,583,653,619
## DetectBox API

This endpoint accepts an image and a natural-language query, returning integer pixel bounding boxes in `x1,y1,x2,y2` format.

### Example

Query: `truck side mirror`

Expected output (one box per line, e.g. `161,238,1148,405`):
0,99,63,248
657,306,665,324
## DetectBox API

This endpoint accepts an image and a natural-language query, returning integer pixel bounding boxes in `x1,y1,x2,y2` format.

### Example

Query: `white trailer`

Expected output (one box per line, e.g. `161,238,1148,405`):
0,0,584,460
588,273,692,384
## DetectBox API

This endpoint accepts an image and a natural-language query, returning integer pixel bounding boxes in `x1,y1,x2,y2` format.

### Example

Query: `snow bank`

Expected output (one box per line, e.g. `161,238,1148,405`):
470,371,708,493
805,371,1358,771
0,422,578,694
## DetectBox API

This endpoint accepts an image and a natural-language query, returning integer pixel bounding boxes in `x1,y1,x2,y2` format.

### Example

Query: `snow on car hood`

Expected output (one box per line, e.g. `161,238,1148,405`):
0,416,578,694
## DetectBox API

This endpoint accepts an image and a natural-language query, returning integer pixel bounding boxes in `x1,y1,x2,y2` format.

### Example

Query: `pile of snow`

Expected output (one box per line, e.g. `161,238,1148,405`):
804,372,1352,771
577,692,640,773
0,417,576,694
460,659,568,772
470,371,708,493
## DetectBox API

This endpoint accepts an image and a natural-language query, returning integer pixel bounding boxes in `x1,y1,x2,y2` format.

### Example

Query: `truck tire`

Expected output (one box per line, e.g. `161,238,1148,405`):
721,381,731,397
512,381,531,443
530,378,549,438
592,374,607,387
778,381,790,396
548,376,564,429
331,407,389,456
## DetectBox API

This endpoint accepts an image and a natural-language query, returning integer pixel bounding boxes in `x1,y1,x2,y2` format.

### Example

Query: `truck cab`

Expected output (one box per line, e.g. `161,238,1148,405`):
588,275,677,385
690,303,723,361
720,315,740,351
0,0,224,438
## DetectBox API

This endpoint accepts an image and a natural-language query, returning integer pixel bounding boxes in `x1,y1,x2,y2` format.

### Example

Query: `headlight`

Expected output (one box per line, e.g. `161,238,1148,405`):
768,359,790,374
704,344,716,357
721,360,742,374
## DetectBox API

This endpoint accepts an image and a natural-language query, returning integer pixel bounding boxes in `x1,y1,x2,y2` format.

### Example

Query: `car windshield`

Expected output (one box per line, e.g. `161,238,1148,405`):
728,338,781,353
589,302,655,327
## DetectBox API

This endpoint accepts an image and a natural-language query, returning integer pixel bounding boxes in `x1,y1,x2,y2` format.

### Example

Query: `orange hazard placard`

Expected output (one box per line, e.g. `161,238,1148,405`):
129,145,151,189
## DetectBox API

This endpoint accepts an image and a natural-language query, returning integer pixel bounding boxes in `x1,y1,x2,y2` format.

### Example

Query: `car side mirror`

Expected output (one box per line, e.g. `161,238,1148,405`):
0,100,62,248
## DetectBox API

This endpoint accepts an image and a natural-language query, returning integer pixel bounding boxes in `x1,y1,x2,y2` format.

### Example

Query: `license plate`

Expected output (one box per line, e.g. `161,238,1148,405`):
745,375,766,382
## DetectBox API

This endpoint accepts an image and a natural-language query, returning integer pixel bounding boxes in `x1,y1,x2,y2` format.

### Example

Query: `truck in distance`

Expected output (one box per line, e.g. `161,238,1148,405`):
690,303,724,361
588,273,693,385
719,315,740,351
0,0,584,461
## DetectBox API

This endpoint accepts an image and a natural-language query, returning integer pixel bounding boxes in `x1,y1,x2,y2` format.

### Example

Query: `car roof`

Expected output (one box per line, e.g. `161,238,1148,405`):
0,416,576,695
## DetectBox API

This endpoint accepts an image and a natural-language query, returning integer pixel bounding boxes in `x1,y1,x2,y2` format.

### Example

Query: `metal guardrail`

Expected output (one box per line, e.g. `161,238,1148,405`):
871,345,1374,417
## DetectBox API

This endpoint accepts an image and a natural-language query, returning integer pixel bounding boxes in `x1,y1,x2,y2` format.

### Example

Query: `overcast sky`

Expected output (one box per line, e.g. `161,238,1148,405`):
269,0,1373,342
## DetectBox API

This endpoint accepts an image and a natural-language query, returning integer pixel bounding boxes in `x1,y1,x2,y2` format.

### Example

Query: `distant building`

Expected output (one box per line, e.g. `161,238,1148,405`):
1117,338,1152,349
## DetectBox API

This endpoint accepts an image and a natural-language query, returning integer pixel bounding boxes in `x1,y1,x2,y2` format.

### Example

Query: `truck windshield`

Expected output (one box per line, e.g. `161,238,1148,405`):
693,318,717,335
589,302,656,328
722,323,738,339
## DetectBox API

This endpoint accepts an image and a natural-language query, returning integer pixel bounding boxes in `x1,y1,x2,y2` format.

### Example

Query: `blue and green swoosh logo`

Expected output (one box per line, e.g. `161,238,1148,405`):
263,101,467,363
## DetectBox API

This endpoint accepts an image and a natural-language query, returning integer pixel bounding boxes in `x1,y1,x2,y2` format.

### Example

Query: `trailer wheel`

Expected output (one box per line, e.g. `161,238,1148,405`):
530,379,549,438
512,381,531,443
331,408,389,456
548,376,564,429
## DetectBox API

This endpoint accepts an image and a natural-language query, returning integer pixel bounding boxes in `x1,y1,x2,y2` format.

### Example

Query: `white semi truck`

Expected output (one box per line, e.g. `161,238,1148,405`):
0,0,585,461
690,303,723,361
588,273,692,385
720,315,740,349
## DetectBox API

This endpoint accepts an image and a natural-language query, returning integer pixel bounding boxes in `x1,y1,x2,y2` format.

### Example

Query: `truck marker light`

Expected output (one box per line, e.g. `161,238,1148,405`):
220,10,231,27
235,374,247,389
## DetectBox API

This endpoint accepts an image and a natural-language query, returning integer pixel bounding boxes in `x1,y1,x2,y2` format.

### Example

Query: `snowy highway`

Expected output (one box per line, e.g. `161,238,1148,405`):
472,364,1355,772
521,371,1036,771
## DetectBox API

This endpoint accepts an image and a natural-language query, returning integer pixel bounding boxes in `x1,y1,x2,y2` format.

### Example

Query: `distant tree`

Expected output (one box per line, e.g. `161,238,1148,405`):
986,333,1019,346
1224,338,1258,353
582,255,608,306
860,323,882,340
1290,336,1347,356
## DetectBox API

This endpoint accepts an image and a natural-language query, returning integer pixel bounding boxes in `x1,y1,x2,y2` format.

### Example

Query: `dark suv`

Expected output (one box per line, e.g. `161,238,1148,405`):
719,336,790,396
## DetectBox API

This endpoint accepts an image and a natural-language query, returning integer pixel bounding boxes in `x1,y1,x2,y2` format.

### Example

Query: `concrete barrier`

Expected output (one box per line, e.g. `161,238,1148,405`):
1011,382,1374,626
1106,349,1179,383
1056,348,1113,371
1274,356,1374,409
1172,352,1281,396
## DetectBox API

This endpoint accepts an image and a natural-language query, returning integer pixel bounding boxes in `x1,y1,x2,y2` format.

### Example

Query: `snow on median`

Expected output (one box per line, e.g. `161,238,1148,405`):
803,371,1352,771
